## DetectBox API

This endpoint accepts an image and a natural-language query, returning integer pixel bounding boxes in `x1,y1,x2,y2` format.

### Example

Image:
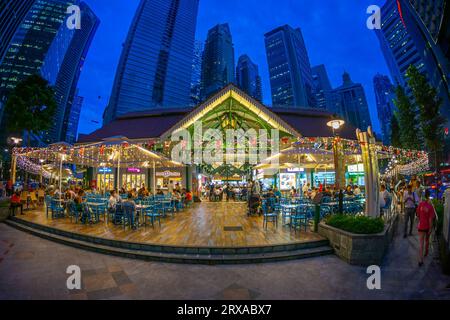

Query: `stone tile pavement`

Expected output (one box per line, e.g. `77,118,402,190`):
0,221,449,300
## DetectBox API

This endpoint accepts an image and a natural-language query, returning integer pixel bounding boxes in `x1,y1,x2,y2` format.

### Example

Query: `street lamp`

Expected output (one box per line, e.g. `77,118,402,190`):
327,116,345,215
326,119,345,134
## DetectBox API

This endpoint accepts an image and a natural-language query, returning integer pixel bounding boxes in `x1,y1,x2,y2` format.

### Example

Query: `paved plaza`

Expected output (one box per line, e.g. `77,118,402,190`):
0,219,450,300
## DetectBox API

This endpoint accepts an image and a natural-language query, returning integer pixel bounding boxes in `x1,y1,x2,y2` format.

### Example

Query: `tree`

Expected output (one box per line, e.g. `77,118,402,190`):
393,85,421,150
5,74,57,147
390,113,401,148
406,65,446,167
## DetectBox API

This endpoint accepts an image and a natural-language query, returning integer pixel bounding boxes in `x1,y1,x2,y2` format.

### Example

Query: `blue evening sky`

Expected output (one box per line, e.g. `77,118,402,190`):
77,0,389,137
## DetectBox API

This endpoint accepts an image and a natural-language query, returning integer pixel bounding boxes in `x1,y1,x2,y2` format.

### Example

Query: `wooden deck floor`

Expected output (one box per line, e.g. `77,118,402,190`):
13,201,324,248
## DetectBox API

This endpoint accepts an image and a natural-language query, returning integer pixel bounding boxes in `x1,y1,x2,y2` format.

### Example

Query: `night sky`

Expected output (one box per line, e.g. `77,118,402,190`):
77,0,389,137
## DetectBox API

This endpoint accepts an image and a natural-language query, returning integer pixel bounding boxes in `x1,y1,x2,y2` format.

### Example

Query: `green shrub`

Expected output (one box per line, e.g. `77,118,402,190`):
432,199,444,235
326,214,385,234
0,198,10,208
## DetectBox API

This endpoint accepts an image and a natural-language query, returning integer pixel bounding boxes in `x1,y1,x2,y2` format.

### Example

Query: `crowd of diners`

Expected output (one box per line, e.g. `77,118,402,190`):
5,179,193,220
201,180,363,203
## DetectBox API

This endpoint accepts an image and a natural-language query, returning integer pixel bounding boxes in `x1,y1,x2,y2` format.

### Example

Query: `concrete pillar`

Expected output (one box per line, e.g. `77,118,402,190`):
356,127,380,217
186,165,193,191
11,154,17,184
333,138,346,190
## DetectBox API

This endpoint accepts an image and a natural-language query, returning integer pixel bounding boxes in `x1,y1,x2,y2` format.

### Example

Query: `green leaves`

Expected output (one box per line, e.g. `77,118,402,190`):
406,65,445,154
326,214,385,234
393,85,421,150
4,74,57,136
390,113,401,148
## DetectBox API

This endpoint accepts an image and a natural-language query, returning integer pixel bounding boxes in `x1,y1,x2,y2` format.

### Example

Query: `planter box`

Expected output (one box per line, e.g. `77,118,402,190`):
0,206,10,222
318,214,398,266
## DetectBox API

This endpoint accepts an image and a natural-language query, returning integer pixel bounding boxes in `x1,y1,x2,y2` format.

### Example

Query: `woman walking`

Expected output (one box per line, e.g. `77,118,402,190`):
416,190,436,267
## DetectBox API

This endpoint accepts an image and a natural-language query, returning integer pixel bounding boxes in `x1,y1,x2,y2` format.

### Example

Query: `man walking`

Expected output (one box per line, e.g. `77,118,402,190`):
403,184,419,238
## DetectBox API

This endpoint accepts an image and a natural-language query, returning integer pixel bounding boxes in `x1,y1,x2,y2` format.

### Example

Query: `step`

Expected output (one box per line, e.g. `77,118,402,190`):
5,219,334,265
7,216,330,255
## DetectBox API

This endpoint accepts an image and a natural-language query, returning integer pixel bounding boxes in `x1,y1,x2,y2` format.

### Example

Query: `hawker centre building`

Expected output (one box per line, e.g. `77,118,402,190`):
77,84,361,194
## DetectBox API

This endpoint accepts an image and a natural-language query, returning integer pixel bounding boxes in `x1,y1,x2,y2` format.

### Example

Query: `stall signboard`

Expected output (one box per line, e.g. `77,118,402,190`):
280,173,296,191
314,172,335,185
98,167,113,174
156,171,181,178
347,164,364,173
127,168,142,173
287,167,305,173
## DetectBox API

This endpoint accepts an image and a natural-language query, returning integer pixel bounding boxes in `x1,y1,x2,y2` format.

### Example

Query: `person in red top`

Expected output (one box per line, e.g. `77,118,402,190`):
10,191,23,216
416,189,436,267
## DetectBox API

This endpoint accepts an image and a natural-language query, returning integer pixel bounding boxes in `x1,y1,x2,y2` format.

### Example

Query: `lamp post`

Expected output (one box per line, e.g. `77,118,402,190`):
9,136,23,184
327,117,345,215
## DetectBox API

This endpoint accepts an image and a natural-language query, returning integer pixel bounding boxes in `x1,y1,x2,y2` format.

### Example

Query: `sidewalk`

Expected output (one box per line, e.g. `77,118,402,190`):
0,219,449,300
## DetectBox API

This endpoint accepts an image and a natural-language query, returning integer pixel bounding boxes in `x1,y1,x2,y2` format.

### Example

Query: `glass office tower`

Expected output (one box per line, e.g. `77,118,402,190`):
200,23,235,100
104,0,199,124
264,25,316,108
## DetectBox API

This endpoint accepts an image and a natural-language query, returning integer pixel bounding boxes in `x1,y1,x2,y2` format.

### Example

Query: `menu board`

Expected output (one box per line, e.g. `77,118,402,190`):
280,173,296,191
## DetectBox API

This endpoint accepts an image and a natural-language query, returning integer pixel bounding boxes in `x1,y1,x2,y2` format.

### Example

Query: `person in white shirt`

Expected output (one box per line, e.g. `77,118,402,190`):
108,190,120,212
379,184,391,216
403,184,419,238
353,185,361,196
168,181,174,194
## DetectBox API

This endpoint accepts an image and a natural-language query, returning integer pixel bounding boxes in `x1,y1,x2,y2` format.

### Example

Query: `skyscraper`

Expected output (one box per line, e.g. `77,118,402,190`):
200,23,235,100
41,1,99,143
0,0,35,66
64,93,83,144
0,0,74,139
398,0,450,122
333,72,372,130
375,0,426,90
190,40,203,106
264,25,316,108
103,0,199,124
311,64,332,110
373,74,396,145
236,54,262,102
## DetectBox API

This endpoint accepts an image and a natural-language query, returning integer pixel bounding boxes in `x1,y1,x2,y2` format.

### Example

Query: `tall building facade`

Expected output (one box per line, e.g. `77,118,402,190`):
398,0,450,123
236,54,262,102
41,1,99,143
104,0,199,124
64,93,83,144
311,64,332,110
0,0,74,139
333,72,372,130
373,73,396,145
190,40,203,106
375,0,427,90
200,23,235,100
0,0,35,66
264,25,315,108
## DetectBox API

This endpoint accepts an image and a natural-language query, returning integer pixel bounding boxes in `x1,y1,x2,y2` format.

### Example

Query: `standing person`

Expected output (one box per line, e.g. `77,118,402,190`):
416,190,436,267
6,179,13,197
403,184,419,238
168,180,174,195
379,184,391,217
414,180,424,201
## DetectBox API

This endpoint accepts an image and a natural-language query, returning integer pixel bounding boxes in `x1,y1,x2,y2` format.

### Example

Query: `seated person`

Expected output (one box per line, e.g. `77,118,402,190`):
108,190,120,212
10,192,23,215
123,193,137,229
185,189,193,204
173,190,182,211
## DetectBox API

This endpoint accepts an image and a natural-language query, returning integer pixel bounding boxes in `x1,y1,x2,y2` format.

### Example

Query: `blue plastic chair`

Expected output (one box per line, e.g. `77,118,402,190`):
262,202,278,229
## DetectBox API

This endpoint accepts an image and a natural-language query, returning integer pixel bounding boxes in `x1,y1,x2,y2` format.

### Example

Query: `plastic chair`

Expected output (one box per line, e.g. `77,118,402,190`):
143,205,161,228
50,199,65,218
262,202,278,229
